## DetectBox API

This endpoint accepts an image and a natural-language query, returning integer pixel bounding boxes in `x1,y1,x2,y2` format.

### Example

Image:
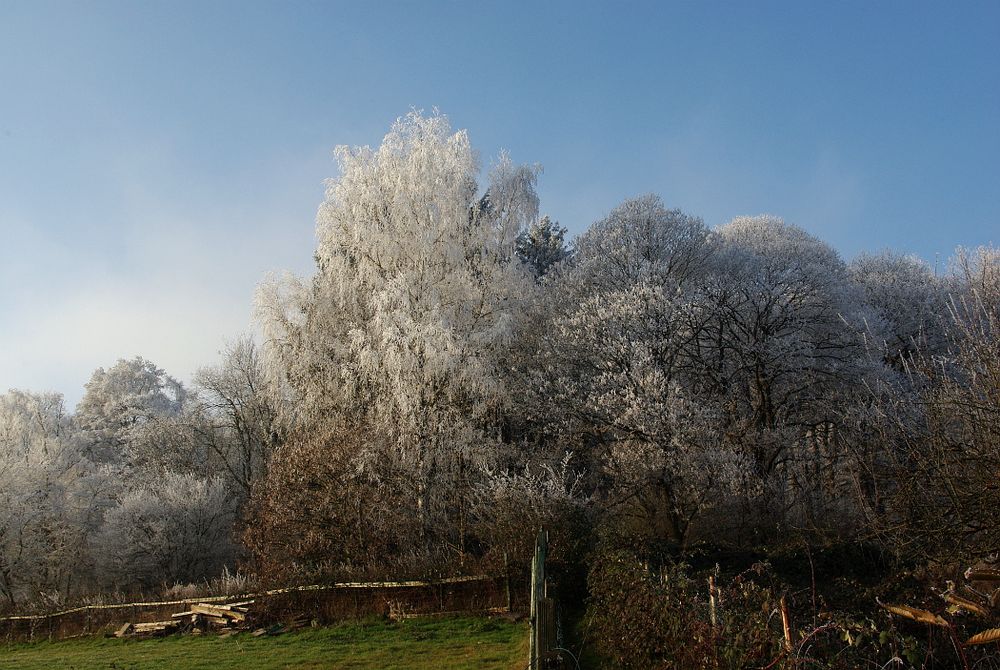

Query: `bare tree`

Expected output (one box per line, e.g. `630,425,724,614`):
193,336,282,499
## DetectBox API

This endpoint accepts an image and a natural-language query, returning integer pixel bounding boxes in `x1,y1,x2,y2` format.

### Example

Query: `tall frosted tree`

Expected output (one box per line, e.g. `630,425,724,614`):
525,195,743,546
684,216,876,531
257,111,539,536
75,357,187,466
691,217,867,455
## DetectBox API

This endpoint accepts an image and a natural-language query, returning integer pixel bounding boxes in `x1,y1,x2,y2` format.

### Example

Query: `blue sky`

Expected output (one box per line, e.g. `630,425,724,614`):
1,0,997,406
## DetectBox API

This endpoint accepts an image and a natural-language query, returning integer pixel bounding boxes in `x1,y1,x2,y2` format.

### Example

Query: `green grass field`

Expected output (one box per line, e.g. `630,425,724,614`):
0,616,529,670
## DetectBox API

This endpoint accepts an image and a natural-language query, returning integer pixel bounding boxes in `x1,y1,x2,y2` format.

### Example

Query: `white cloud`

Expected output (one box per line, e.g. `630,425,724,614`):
0,155,321,408
2,271,251,408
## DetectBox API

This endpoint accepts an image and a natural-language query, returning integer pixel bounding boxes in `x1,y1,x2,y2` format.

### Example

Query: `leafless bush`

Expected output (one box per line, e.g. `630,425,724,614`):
858,250,1000,563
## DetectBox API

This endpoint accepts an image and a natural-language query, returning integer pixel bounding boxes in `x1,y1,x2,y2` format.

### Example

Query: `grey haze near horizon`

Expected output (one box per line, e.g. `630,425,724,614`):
1,1,997,408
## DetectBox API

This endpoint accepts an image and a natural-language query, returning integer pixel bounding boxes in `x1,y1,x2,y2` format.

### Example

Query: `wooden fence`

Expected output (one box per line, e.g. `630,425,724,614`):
0,574,513,643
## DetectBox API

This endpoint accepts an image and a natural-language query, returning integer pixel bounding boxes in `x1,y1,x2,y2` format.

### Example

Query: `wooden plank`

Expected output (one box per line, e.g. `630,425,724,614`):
133,620,178,635
191,604,246,622
133,620,177,629
220,600,254,609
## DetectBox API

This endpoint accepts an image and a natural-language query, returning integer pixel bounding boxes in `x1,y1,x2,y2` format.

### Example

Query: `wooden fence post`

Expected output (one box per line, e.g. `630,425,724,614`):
504,552,512,613
708,575,717,629
529,528,554,669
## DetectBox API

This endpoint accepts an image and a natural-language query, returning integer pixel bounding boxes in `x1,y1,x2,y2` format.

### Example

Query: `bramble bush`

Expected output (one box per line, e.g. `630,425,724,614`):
583,542,1000,669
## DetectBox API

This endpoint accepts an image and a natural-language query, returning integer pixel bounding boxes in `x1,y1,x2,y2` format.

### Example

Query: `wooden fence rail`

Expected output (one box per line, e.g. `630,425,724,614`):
0,574,492,623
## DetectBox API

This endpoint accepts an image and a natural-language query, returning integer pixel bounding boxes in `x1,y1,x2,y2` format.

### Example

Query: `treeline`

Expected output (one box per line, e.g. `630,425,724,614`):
0,339,279,607
1,112,996,627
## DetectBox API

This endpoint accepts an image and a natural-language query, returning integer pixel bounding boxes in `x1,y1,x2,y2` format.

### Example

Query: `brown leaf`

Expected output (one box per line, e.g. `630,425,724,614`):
966,628,1000,646
880,602,949,627
944,593,991,618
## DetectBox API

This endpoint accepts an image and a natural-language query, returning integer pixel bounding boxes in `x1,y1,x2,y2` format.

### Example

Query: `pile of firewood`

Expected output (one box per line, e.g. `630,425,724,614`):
115,600,256,638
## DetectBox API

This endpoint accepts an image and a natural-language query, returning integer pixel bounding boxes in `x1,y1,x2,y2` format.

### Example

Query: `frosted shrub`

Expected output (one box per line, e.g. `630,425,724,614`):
95,472,236,590
473,453,590,571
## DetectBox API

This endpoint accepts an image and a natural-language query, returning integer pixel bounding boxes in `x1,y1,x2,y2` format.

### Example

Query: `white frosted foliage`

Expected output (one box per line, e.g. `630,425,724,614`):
257,111,540,516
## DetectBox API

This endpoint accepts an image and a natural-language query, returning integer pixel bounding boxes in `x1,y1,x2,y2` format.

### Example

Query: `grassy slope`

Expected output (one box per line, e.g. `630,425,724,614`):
0,616,529,670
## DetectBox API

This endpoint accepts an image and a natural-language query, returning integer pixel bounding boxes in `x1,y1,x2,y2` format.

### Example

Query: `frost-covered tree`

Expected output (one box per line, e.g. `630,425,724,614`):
256,111,540,543
694,218,867,466
473,453,590,572
94,473,236,589
668,216,881,534
525,196,741,546
849,250,950,366
70,358,244,591
0,391,106,606
75,357,186,466
568,195,710,293
516,215,571,278
953,244,1000,305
